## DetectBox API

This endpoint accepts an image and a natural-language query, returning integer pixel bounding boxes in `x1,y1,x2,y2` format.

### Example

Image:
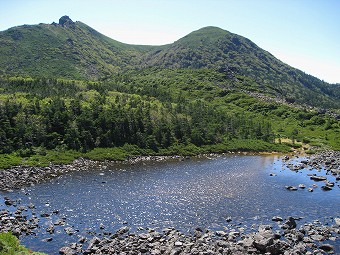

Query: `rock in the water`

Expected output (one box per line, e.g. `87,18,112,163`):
46,224,54,234
64,227,75,235
272,216,283,222
298,184,305,189
285,186,298,191
319,243,334,252
285,217,297,229
310,175,327,181
321,185,332,191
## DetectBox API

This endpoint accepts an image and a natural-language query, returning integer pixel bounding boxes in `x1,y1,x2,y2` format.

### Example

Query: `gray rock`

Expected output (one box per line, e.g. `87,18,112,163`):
310,175,327,181
253,234,274,252
46,224,54,234
215,230,227,236
335,218,340,226
285,186,298,191
116,226,129,235
285,217,297,229
59,246,75,255
321,185,332,191
174,241,183,247
64,227,75,235
272,216,283,222
319,243,334,252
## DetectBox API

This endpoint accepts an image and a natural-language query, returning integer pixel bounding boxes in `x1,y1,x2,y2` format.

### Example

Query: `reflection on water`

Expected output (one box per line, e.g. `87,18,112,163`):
0,155,339,254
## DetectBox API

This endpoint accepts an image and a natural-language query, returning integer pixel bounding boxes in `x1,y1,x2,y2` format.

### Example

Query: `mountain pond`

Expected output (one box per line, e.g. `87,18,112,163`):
0,154,339,254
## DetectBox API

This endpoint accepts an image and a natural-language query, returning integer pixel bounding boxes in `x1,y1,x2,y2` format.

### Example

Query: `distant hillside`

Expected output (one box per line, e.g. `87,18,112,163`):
0,17,339,108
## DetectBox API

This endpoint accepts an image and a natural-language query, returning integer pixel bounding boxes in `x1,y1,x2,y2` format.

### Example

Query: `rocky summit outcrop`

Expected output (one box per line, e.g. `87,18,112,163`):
59,15,75,27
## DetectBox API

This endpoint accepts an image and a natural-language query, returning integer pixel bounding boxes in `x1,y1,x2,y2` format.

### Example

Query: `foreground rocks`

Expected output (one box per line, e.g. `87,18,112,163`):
58,217,340,255
0,206,38,237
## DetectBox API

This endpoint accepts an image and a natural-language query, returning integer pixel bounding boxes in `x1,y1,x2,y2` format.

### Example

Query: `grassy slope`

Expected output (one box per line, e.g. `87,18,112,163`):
0,22,154,80
0,232,46,255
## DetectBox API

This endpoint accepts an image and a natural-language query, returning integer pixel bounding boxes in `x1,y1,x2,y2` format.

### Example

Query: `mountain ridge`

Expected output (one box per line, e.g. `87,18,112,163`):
0,16,339,108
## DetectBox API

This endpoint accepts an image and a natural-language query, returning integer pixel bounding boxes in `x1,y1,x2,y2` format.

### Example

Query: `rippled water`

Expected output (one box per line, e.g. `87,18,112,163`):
1,154,339,254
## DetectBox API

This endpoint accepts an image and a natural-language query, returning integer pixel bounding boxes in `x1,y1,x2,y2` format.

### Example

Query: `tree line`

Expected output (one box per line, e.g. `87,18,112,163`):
0,76,275,155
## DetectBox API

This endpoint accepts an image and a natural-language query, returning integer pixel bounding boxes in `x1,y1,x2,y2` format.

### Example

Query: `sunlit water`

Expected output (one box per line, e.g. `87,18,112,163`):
0,154,339,254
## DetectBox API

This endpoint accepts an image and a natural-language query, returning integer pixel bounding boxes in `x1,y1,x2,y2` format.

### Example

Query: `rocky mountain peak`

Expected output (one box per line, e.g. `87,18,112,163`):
59,15,75,27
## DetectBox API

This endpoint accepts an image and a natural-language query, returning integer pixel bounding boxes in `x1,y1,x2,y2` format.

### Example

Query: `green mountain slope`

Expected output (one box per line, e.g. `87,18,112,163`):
0,17,339,109
141,26,340,108
0,16,153,80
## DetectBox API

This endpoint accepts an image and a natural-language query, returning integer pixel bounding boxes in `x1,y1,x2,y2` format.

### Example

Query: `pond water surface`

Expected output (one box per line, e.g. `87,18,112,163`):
0,154,339,254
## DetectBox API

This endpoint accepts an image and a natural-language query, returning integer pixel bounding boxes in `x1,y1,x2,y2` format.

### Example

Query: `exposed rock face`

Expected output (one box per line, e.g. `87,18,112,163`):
59,15,75,27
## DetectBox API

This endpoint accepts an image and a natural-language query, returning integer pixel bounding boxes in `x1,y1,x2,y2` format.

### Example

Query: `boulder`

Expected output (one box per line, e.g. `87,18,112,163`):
285,217,297,229
310,175,327,181
116,226,129,235
253,234,274,252
272,216,283,222
321,185,332,191
319,243,334,252
285,186,298,191
335,218,340,226
59,246,75,255
64,227,75,235
298,184,306,189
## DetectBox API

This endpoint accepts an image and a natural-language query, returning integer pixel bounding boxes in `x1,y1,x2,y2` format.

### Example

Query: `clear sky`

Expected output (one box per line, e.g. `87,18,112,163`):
1,0,340,83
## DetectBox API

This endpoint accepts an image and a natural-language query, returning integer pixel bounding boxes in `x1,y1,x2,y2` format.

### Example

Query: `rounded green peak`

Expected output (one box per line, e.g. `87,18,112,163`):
175,26,229,46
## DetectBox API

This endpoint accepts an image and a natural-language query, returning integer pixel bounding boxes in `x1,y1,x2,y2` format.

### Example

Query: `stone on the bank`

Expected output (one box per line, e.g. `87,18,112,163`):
335,218,340,226
59,246,75,255
116,226,129,235
215,230,227,236
174,241,183,247
253,234,274,252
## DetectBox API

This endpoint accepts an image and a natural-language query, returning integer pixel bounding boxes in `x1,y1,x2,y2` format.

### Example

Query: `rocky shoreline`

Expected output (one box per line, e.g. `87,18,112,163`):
1,197,339,255
59,218,339,255
0,151,339,254
1,150,339,193
281,150,340,192
0,155,185,192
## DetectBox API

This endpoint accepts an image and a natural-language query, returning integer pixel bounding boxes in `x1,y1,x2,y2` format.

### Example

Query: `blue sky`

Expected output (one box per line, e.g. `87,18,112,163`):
1,0,340,83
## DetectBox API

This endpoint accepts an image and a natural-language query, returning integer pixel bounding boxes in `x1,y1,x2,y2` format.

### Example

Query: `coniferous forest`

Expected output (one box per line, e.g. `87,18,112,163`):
0,17,340,167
